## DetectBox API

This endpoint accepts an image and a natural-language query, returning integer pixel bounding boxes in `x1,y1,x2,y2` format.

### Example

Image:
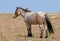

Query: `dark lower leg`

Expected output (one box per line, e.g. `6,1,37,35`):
27,25,32,37
28,30,32,37
45,30,48,38
40,30,43,38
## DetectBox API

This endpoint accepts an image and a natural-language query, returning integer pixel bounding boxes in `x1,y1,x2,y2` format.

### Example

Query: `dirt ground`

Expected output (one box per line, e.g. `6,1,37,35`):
0,13,60,41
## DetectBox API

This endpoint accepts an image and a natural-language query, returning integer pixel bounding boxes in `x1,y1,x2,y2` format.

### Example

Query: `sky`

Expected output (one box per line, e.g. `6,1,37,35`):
0,0,60,13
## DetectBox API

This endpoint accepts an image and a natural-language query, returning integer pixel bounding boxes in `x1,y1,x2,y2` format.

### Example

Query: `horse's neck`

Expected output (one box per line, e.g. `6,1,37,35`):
20,10,26,18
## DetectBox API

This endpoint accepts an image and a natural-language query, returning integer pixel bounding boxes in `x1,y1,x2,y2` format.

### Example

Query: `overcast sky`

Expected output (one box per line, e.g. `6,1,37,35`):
0,0,60,13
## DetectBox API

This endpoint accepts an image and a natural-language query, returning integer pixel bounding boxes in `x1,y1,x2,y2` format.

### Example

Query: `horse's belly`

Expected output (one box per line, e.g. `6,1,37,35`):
28,18,38,24
29,21,38,24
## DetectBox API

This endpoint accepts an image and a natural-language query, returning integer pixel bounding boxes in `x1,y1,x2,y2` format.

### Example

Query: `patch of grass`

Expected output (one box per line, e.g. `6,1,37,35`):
48,33,51,38
51,34,55,39
17,34,22,37
46,39,49,41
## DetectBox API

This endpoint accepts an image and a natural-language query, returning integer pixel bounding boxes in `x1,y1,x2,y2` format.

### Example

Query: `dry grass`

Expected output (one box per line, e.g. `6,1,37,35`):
0,13,60,41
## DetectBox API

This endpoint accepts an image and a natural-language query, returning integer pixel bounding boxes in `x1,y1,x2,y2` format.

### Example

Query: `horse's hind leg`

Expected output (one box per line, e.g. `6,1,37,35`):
45,29,48,38
39,24,44,38
44,24,48,38
25,22,32,37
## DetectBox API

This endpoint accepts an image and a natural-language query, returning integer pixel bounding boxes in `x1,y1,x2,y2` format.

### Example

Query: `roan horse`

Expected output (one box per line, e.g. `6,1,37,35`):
13,7,54,38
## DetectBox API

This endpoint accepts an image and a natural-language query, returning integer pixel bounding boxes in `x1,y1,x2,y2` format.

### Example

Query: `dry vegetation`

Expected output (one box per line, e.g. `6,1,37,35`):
0,13,60,41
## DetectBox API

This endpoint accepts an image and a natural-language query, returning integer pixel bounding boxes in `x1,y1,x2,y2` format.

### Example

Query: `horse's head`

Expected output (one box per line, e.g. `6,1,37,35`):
13,7,20,18
13,7,31,18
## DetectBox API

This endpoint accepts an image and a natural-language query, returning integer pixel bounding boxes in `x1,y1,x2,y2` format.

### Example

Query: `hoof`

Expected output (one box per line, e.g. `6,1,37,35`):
40,36,43,38
28,33,32,37
45,36,48,38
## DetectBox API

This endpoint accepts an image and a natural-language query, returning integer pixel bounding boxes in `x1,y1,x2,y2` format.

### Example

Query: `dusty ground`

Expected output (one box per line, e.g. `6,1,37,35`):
0,13,60,41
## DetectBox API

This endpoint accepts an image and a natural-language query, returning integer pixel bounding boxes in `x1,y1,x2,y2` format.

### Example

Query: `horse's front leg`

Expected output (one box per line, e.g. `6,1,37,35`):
25,22,32,37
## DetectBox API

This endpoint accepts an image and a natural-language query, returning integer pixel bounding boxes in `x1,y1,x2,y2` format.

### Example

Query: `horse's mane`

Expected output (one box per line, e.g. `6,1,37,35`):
17,7,31,12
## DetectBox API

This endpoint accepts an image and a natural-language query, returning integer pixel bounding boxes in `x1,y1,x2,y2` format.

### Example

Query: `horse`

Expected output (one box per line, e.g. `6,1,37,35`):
13,7,54,38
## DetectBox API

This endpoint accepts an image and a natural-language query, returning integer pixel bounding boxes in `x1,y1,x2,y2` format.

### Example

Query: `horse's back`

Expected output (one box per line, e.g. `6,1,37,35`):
37,12,45,17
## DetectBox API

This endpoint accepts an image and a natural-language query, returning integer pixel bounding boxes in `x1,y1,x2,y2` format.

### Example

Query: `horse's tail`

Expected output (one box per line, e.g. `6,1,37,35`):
45,14,54,34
